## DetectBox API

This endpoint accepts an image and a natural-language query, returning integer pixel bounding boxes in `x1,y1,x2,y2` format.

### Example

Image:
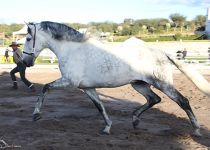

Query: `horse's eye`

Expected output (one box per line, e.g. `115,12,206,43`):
26,37,31,41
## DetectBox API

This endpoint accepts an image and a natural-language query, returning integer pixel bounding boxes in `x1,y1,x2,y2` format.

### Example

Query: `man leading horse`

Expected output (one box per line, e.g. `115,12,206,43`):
9,41,35,92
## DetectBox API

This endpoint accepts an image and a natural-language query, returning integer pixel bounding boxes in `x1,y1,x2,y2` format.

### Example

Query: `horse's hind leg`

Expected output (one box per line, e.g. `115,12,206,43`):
83,88,112,134
153,81,201,136
131,81,161,129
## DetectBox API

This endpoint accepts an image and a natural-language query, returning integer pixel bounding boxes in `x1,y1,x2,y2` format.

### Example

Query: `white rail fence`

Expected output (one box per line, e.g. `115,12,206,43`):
40,49,57,63
175,51,210,65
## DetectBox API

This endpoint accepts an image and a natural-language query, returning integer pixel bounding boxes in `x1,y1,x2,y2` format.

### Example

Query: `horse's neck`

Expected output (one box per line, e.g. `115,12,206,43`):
47,39,84,62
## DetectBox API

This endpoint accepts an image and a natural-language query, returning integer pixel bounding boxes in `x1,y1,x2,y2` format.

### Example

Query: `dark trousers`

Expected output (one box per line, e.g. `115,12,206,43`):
10,62,32,87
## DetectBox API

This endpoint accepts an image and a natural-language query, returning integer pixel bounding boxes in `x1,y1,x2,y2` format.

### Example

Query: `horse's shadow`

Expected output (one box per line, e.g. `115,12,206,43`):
98,92,210,148
0,71,210,149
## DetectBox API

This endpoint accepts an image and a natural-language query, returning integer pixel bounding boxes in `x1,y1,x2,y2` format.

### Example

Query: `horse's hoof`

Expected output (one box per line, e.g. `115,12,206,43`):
100,126,111,135
192,129,202,137
100,130,110,135
132,115,140,129
33,113,42,121
132,119,140,129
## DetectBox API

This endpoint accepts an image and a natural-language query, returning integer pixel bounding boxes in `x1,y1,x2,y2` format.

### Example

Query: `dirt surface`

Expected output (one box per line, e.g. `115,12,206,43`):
0,67,210,150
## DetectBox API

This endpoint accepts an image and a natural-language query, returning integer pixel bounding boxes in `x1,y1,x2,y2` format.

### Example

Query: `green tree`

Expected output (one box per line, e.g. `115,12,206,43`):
169,13,186,32
66,23,88,30
193,15,206,28
88,22,118,33
0,23,23,37
123,18,134,25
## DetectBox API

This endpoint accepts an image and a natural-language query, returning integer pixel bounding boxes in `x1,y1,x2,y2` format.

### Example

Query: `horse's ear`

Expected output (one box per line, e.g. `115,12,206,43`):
24,21,29,27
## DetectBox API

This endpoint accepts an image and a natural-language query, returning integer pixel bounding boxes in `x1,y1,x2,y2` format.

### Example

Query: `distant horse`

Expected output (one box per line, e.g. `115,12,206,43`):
23,21,210,136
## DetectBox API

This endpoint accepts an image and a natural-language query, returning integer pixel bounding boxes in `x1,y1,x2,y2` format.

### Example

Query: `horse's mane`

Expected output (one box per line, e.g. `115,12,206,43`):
40,21,88,42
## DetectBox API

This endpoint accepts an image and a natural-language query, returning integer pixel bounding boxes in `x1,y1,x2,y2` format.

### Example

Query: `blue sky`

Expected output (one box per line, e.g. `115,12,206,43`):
0,0,209,24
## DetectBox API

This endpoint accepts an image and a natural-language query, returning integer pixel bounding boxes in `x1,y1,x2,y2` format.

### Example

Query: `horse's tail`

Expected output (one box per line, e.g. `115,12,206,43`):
166,54,210,97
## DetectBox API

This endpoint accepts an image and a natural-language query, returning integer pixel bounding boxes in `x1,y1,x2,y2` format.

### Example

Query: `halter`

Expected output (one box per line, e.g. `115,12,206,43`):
23,23,37,56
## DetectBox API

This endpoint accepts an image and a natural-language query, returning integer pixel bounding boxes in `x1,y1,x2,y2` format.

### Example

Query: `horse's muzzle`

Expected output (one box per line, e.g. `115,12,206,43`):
22,55,35,67
22,60,31,67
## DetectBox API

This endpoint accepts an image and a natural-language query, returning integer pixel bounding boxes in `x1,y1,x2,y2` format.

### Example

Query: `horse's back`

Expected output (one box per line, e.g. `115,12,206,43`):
62,39,173,88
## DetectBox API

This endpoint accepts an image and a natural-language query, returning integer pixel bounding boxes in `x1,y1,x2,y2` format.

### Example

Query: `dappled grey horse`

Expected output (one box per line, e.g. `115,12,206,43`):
23,21,210,136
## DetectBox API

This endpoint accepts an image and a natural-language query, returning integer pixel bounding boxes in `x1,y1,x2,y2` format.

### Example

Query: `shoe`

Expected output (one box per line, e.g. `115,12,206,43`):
11,85,18,90
11,82,18,90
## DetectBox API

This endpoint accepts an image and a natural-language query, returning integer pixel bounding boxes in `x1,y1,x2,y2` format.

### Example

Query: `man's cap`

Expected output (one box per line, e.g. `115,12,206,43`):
9,41,20,47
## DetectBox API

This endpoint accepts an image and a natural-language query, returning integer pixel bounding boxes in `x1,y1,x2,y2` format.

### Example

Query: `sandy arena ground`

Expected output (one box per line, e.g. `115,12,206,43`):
0,67,210,150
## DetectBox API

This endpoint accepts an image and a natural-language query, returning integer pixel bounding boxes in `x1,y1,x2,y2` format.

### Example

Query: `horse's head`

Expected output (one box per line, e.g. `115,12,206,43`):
23,22,45,67
23,21,88,67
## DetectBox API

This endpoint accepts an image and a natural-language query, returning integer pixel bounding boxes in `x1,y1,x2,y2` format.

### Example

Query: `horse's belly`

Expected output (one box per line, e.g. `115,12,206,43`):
79,73,133,88
79,79,131,88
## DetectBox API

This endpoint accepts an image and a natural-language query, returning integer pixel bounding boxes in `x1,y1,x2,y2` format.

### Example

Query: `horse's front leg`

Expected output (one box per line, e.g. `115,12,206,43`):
83,88,112,134
33,77,70,121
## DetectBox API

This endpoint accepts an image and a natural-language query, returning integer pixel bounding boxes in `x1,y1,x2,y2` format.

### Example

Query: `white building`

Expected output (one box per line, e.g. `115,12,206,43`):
12,25,27,41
